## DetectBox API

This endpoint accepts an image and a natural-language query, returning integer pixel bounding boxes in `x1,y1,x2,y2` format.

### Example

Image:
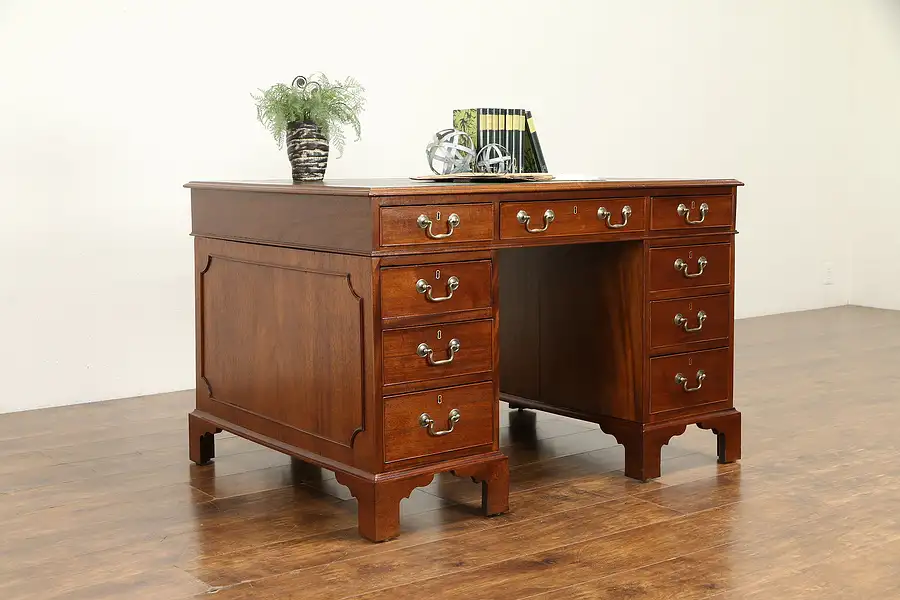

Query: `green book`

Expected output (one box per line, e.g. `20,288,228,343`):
508,108,520,171
501,108,508,154
490,108,498,146
523,110,548,173
514,109,525,172
504,108,518,172
499,108,509,152
452,108,486,153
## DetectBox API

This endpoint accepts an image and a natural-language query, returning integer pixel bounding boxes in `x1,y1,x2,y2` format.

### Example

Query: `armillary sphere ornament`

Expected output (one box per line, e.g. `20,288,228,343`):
475,143,515,174
426,128,476,175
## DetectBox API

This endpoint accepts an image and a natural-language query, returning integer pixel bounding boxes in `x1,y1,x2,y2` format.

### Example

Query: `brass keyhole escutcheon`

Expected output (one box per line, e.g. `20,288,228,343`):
435,211,442,221
435,269,441,280
437,330,442,340
437,394,443,405
573,205,578,214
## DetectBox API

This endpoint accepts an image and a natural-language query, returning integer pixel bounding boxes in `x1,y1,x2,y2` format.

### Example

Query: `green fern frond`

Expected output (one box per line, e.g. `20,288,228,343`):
252,73,366,157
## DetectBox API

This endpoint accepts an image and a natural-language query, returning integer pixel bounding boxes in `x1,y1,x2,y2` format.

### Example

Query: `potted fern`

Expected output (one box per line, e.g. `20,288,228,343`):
253,73,365,181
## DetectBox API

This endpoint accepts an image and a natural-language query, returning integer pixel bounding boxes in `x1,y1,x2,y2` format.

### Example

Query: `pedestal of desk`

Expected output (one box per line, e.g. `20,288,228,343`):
190,237,508,542
498,236,741,481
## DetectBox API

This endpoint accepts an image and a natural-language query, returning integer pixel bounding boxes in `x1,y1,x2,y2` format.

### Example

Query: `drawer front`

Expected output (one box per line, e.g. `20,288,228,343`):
499,198,645,240
650,347,731,414
381,260,492,319
650,294,732,350
651,195,734,231
381,204,494,247
384,382,494,463
648,243,731,292
382,320,493,386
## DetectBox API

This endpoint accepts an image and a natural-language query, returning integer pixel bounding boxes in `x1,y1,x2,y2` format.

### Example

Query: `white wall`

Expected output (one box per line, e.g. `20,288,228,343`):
0,0,882,413
850,1,900,310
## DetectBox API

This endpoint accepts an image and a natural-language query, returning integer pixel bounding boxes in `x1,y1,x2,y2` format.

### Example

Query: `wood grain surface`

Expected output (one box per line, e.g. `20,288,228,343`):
2,306,898,599
648,243,732,293
498,197,645,240
649,347,732,415
194,238,375,468
380,204,494,246
650,194,735,231
383,382,494,463
191,189,375,254
649,293,732,351
185,177,744,197
380,259,493,320
382,319,493,387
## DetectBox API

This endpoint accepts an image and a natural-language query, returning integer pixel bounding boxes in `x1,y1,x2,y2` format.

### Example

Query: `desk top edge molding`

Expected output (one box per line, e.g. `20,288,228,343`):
184,178,745,197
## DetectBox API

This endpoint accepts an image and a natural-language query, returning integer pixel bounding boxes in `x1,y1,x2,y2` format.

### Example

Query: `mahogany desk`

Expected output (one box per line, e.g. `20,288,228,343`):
185,178,743,542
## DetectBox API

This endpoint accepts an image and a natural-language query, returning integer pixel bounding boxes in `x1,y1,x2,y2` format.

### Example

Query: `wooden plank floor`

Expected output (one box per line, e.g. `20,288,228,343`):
2,305,899,599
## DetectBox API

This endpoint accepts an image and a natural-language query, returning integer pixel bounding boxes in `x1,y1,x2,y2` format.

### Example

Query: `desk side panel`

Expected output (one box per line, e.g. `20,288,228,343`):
194,238,379,472
192,189,375,254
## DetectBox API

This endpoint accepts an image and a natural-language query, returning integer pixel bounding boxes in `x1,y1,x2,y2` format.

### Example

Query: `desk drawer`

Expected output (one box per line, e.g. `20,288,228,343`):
381,260,492,319
381,204,494,247
649,294,731,350
648,243,731,292
382,320,493,386
651,194,734,231
499,198,644,240
384,382,494,463
650,348,731,415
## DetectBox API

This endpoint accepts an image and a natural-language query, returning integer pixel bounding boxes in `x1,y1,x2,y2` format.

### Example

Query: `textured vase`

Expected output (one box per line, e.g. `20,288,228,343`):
286,121,328,181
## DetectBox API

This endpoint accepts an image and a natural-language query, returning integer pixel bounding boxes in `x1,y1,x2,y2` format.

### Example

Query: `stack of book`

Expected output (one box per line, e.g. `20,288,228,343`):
452,108,548,173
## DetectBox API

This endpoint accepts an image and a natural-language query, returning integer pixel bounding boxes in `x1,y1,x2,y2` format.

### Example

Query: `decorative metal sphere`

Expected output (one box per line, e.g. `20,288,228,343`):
426,129,475,175
475,143,515,174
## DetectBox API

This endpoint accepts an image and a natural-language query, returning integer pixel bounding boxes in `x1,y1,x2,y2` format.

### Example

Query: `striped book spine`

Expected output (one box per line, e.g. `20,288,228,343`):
524,110,548,173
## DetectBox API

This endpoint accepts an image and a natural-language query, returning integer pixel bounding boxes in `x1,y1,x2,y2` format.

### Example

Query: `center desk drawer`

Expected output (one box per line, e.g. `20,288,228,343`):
500,198,644,240
650,347,732,415
381,260,492,319
381,204,494,247
382,320,493,386
649,243,731,292
384,382,494,463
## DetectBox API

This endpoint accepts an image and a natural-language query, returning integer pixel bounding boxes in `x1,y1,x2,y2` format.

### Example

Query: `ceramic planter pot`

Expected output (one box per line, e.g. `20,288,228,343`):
286,121,328,181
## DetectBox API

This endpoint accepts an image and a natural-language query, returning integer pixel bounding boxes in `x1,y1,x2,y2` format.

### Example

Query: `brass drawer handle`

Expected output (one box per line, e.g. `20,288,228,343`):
417,213,460,239
419,408,461,437
674,310,707,333
516,209,555,233
677,202,709,225
597,205,632,229
416,338,461,366
415,276,459,302
674,256,708,278
675,369,706,392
